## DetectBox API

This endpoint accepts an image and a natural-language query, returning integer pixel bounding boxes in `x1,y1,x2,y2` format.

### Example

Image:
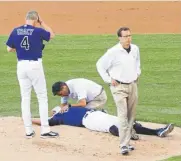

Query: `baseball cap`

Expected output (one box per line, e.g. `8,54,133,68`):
52,81,66,96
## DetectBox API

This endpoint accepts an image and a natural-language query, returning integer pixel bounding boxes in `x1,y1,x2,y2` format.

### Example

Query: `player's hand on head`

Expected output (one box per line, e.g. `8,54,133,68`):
37,15,43,25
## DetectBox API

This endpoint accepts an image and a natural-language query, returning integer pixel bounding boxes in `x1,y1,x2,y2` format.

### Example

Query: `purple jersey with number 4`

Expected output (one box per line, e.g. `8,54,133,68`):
6,24,50,60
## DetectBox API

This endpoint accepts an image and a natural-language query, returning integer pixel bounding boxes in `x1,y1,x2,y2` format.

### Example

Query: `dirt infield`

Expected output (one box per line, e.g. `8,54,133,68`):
1,1,181,35
1,1,181,161
1,117,181,161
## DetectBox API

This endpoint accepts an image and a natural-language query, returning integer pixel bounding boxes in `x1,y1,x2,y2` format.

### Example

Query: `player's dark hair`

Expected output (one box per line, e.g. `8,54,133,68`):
52,81,67,95
117,27,130,37
59,82,67,91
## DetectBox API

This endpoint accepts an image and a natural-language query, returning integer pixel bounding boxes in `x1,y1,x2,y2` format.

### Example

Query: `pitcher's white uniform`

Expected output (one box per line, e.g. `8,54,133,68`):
82,111,119,132
6,12,53,136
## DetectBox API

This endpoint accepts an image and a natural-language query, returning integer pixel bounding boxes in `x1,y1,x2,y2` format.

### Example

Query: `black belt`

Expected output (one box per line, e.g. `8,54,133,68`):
115,80,133,85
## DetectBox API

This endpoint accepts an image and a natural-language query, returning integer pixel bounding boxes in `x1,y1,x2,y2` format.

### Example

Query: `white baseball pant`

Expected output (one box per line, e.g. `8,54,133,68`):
17,59,50,135
82,111,119,133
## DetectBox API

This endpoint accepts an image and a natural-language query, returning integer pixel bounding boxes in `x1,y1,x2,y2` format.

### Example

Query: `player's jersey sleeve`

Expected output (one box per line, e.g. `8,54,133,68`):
6,29,15,48
39,28,51,42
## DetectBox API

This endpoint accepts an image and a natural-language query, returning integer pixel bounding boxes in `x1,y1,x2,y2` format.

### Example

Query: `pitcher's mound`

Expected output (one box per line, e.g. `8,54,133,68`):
0,117,180,161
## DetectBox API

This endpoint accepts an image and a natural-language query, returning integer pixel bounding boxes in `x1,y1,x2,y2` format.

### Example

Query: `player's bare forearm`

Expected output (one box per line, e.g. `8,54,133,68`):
7,46,16,52
32,119,41,126
71,99,87,107
71,103,86,107
10,49,16,52
40,22,55,39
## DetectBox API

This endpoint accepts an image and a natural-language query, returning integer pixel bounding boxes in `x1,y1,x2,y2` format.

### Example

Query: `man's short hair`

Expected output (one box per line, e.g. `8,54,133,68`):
52,81,67,96
26,10,39,21
117,27,130,37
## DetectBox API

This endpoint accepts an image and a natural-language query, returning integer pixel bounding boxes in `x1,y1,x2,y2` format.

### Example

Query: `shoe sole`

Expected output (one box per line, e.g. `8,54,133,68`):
26,136,34,139
40,135,59,139
121,147,129,155
25,133,35,139
121,150,129,155
159,124,174,137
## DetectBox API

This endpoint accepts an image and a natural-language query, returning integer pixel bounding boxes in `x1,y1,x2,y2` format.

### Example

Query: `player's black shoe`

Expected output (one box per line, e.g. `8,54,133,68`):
40,131,59,139
26,131,35,139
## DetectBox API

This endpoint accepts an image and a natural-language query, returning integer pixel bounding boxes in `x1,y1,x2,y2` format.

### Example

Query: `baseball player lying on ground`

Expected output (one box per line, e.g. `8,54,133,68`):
32,106,174,139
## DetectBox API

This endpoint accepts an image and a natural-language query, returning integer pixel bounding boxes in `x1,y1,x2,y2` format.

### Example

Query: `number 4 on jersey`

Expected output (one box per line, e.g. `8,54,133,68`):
21,36,30,50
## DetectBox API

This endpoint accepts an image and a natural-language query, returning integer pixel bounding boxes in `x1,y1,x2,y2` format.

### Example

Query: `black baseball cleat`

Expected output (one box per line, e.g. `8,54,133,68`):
40,131,59,139
26,131,35,139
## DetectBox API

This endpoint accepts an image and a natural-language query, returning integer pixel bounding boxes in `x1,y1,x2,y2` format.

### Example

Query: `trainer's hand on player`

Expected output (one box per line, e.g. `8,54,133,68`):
60,104,71,113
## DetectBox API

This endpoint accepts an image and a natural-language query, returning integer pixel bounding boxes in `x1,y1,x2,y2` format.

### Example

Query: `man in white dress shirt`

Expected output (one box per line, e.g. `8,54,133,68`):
96,27,141,155
52,78,107,113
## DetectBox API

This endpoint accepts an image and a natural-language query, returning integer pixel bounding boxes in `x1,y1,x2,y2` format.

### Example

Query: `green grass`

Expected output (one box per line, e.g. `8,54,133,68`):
161,155,181,161
0,34,181,126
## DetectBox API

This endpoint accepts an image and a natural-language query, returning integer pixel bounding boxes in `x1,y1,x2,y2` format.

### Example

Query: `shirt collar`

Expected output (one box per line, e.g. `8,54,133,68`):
117,42,132,51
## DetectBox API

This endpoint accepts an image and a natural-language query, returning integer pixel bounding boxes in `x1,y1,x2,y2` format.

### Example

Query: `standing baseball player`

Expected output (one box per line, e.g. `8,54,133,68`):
52,78,107,112
96,27,141,155
6,11,59,138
